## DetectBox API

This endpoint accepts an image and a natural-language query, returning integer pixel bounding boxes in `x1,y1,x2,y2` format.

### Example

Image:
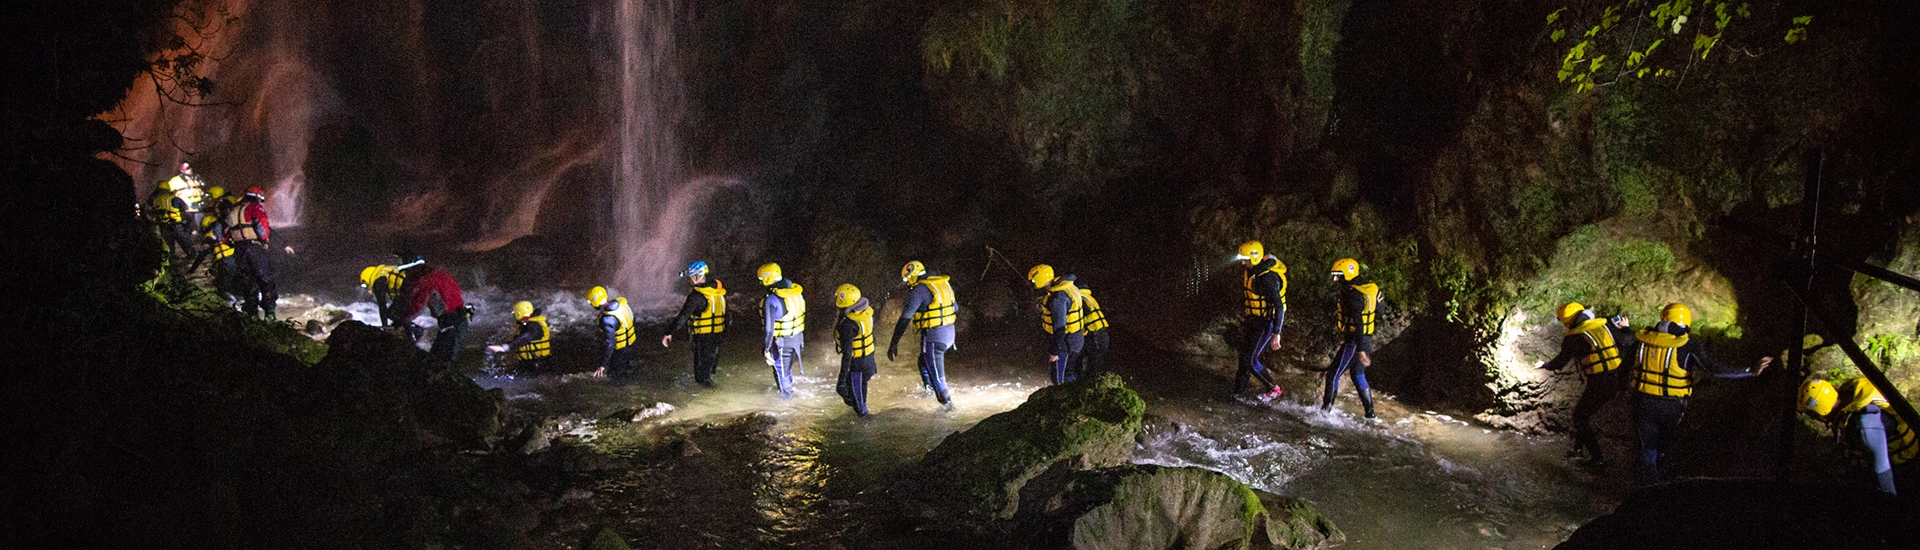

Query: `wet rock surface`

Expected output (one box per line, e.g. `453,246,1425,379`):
1556,479,1919,550
1018,464,1344,550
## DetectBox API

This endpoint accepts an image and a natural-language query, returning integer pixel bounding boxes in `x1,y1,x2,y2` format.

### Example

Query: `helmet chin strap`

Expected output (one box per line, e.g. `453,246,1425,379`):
396,259,426,271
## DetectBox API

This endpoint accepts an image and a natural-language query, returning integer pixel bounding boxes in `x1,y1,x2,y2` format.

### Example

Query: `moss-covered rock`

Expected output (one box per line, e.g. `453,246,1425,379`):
1017,465,1343,550
910,372,1147,522
1849,220,1920,398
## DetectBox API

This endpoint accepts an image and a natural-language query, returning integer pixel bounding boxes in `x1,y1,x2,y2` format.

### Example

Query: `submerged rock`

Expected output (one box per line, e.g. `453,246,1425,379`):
1020,465,1343,550
583,527,633,550
909,372,1147,522
1558,479,1918,550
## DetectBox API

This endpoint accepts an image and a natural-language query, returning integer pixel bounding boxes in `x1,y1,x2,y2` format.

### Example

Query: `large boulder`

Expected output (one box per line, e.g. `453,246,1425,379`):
910,372,1147,522
1020,465,1343,550
1557,479,1918,550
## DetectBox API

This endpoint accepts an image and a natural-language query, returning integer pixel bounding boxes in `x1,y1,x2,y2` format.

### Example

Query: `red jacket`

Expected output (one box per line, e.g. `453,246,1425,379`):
243,202,271,241
403,269,465,319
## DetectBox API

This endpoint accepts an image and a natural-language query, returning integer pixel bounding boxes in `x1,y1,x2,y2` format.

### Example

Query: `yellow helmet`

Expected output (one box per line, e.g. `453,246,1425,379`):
757,263,783,286
1660,303,1693,327
901,260,927,285
512,301,535,320
835,284,862,308
359,266,384,289
207,186,226,199
1798,379,1839,417
1331,258,1360,280
1027,264,1055,290
1556,302,1587,326
1237,241,1264,261
586,286,610,307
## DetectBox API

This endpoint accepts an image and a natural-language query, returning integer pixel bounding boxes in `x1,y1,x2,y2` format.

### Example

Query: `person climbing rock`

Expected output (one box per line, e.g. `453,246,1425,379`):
1076,283,1111,380
834,284,878,417
1540,302,1633,466
487,301,551,374
758,263,805,398
662,261,727,387
399,256,470,364
359,263,410,328
223,186,277,320
1797,377,1915,494
889,260,955,405
1235,241,1288,399
1322,258,1378,419
1628,302,1771,484
587,285,638,378
1028,264,1086,385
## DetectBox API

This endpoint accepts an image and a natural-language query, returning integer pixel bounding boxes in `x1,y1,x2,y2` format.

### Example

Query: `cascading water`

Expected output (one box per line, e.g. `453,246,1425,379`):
611,0,735,308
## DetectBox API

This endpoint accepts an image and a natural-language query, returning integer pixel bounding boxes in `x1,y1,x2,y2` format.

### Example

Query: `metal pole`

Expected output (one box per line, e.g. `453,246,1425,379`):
1777,148,1822,482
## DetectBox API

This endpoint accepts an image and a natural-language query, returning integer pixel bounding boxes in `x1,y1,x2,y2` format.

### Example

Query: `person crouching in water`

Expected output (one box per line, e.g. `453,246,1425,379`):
1797,377,1916,494
834,284,878,417
488,301,551,374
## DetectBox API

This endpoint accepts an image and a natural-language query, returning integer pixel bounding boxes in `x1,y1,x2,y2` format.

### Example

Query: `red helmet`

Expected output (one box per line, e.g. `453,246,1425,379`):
245,186,266,199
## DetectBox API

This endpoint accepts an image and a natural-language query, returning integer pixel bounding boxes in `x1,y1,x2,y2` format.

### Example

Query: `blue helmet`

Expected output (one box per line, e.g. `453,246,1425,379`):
684,261,709,278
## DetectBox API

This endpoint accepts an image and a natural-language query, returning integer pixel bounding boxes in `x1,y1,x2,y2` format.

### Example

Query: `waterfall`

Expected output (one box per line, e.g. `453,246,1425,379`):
612,0,712,308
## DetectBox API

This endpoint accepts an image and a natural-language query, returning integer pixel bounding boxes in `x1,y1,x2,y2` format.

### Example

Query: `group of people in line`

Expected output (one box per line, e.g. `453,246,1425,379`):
148,173,1899,494
144,162,279,320
1541,300,1915,492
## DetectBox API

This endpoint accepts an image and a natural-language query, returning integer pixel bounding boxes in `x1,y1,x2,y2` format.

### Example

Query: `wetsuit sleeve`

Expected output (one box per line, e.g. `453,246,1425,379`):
1542,336,1586,371
1684,339,1755,380
763,295,780,351
373,286,393,326
836,315,855,355
600,314,619,365
1339,286,1365,329
247,203,271,241
665,292,704,335
508,322,538,349
1050,291,1071,352
891,285,930,349
1254,273,1284,309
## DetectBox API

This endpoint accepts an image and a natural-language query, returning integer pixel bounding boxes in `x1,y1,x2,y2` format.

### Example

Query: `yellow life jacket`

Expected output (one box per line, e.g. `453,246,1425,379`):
1040,280,1086,335
1241,258,1287,317
606,298,637,350
211,242,234,261
222,200,265,243
691,282,727,334
1568,318,1623,375
515,316,552,361
840,304,875,358
911,275,958,330
150,189,182,223
376,270,406,300
769,285,807,337
1838,378,1919,465
1081,289,1109,332
166,174,205,213
1632,329,1692,398
1336,282,1380,335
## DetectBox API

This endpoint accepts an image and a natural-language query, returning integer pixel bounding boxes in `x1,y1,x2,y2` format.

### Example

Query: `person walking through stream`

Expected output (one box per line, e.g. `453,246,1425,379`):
889,260,955,405
1235,240,1288,400
1628,302,1771,484
1322,258,1378,419
758,263,805,399
662,261,727,387
587,285,638,378
1027,264,1086,385
834,284,877,417
1540,302,1632,467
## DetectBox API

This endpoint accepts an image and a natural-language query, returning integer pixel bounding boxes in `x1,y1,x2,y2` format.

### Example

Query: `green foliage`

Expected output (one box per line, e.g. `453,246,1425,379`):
1546,0,1810,93
1515,224,1681,318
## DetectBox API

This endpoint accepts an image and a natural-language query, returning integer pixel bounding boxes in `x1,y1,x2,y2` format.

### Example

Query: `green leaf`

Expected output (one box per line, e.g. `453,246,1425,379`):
1627,51,1644,67
1637,68,1649,78
1551,29,1566,42
1785,28,1805,44
1559,68,1574,82
1793,15,1813,25
1590,54,1606,72
1577,81,1594,93
1737,3,1751,18
1547,7,1563,24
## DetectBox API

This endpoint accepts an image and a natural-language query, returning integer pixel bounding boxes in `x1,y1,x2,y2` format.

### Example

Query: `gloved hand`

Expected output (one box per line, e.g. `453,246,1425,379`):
888,344,900,362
